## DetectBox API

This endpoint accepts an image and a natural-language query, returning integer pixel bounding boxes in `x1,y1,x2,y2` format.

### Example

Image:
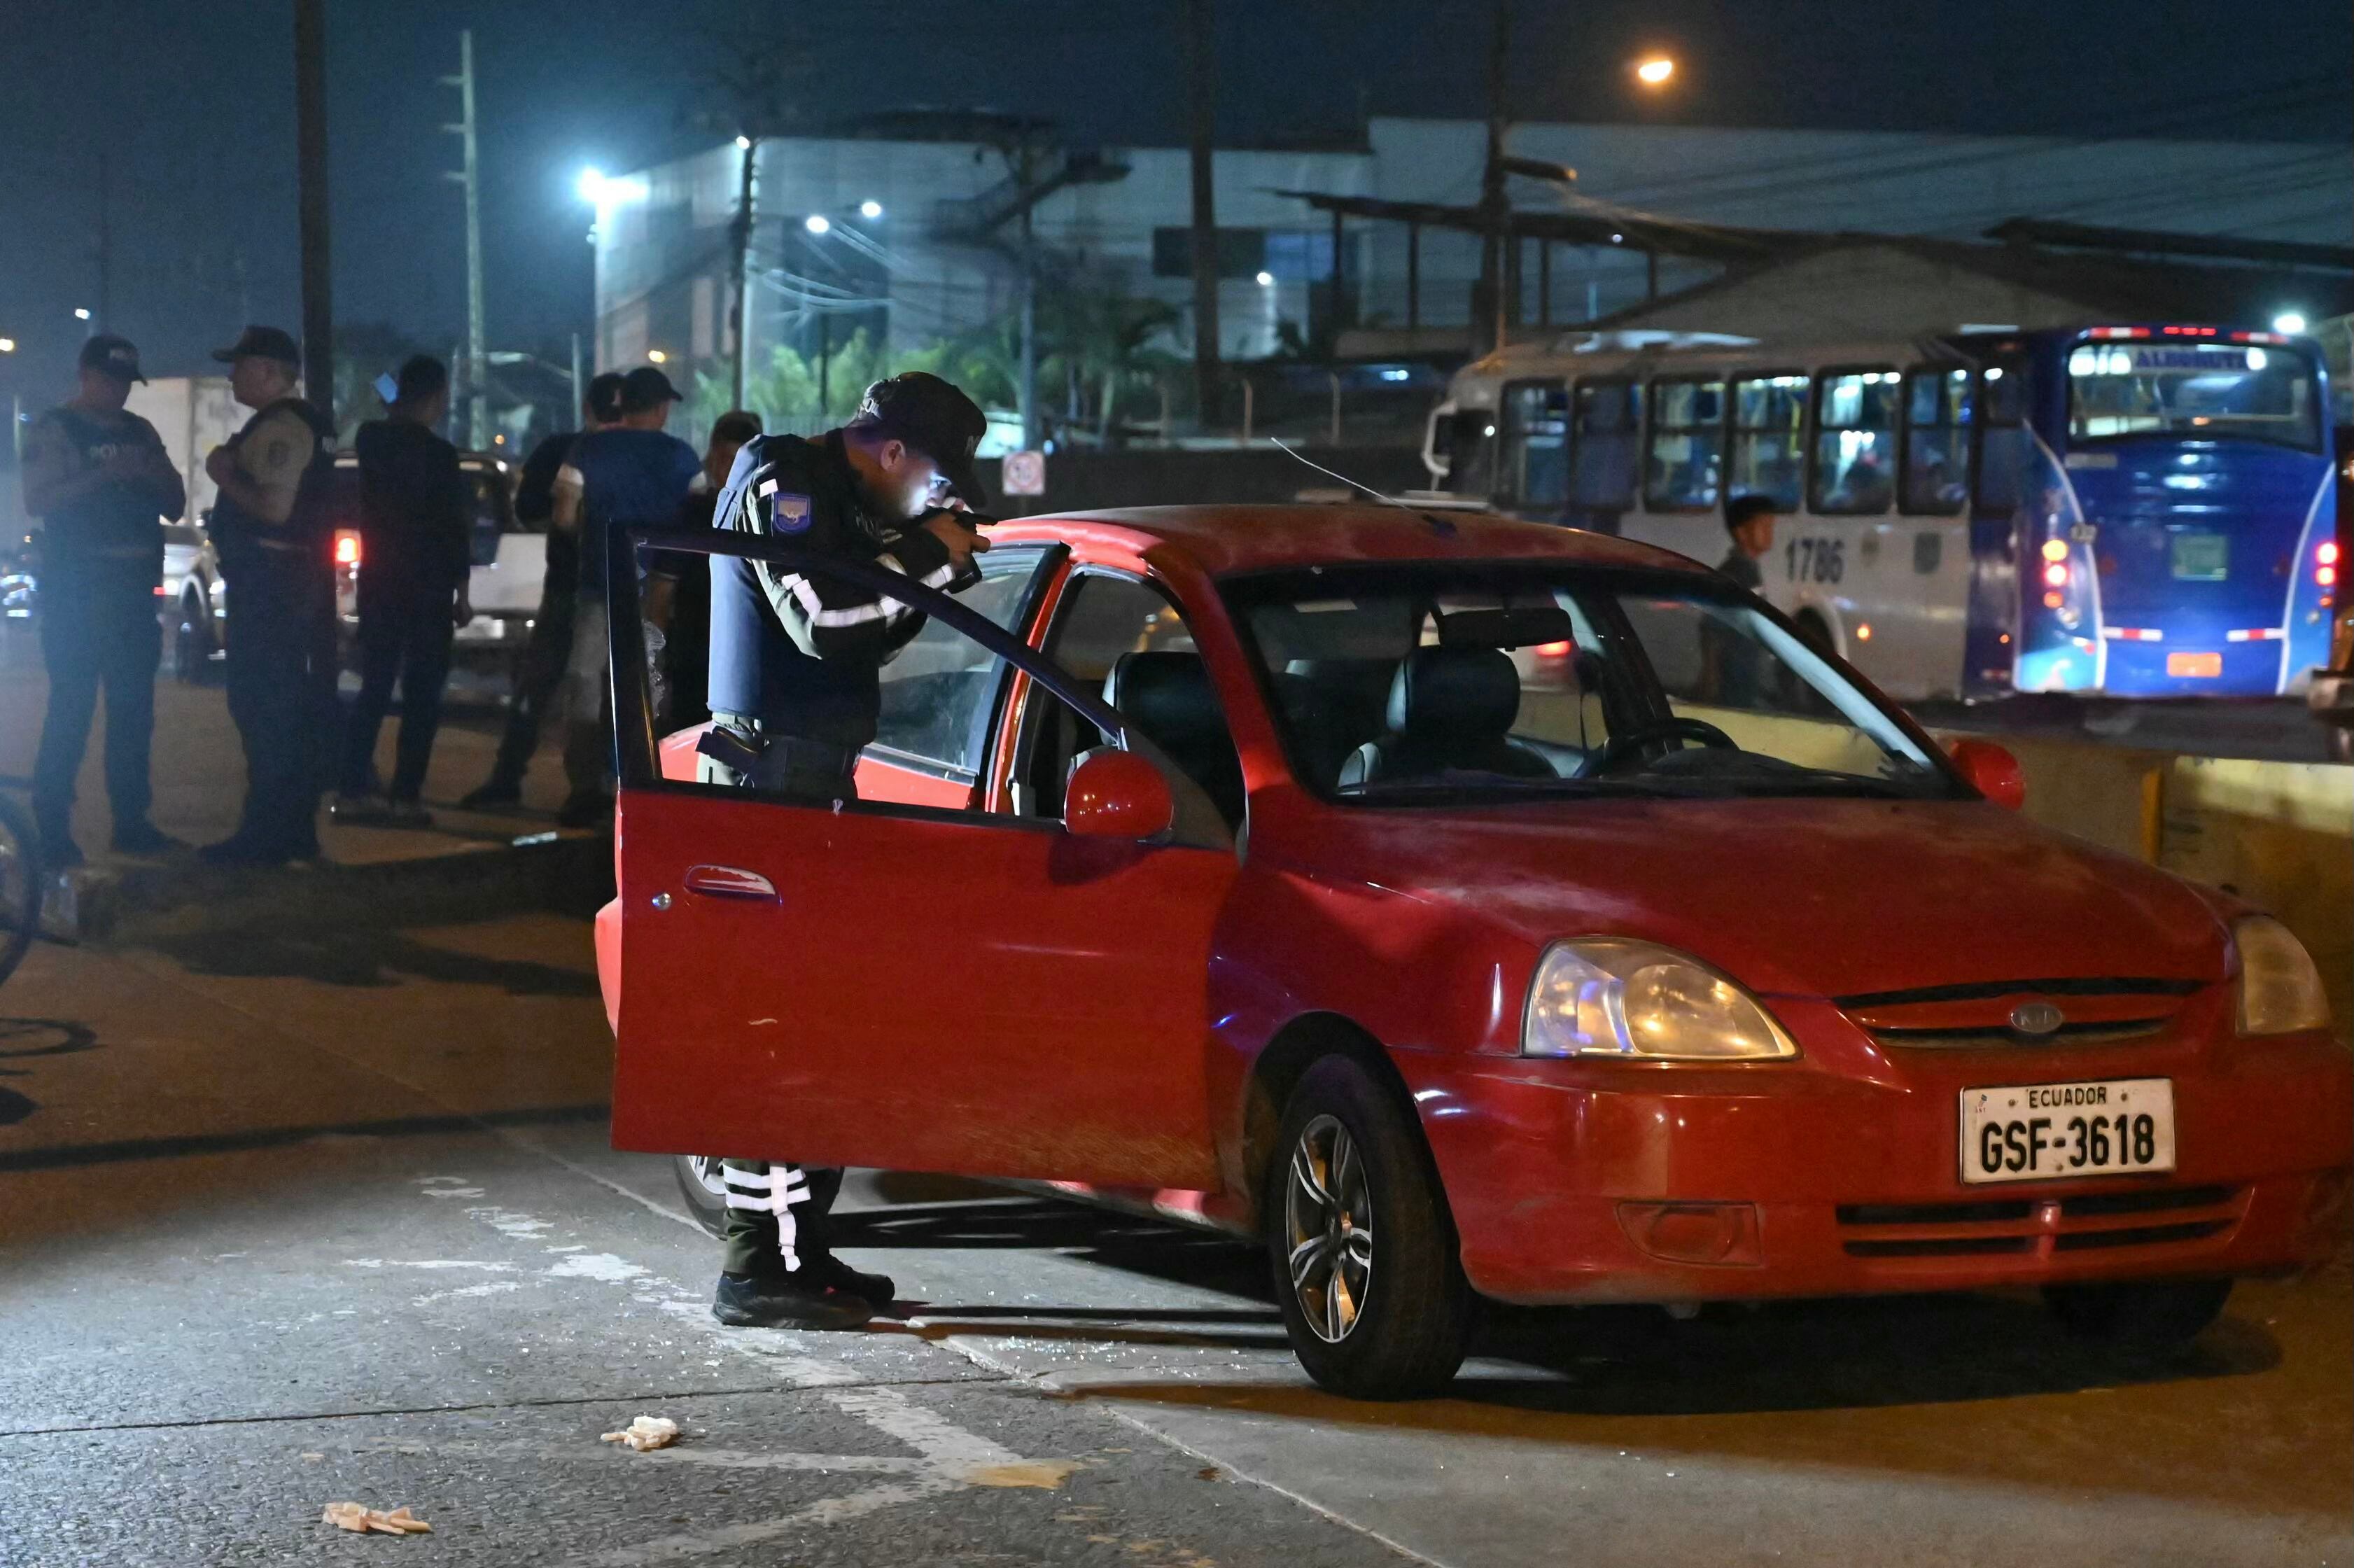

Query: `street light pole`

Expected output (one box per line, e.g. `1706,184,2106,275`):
1184,0,1224,428
293,0,335,428
444,30,489,451
729,136,757,410
1478,0,1512,357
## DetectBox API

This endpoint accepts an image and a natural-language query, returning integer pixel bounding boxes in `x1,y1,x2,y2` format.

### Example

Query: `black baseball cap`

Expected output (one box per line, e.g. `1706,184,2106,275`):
848,372,988,507
619,365,682,413
213,325,302,370
80,334,146,384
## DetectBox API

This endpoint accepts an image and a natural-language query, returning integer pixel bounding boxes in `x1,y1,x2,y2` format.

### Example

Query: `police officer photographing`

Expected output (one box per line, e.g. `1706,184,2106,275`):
22,335,188,865
701,370,993,1330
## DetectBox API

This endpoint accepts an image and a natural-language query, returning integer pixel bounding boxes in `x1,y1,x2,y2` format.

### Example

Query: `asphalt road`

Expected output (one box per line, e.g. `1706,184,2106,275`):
1,913,2348,1567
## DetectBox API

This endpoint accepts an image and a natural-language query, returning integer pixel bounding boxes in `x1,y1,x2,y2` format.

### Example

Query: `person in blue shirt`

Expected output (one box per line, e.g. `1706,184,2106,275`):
549,365,701,827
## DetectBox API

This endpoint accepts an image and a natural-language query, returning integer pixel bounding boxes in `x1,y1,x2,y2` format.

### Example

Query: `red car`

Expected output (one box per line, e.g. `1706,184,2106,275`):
597,505,2351,1399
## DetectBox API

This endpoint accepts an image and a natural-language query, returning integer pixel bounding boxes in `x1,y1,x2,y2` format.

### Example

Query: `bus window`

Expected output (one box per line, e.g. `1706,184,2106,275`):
1728,374,1805,510
1449,410,1497,498
1571,380,1640,512
2067,340,2321,452
1498,381,1569,509
1901,367,1971,515
1812,370,1900,514
1644,378,1725,511
1973,357,2027,516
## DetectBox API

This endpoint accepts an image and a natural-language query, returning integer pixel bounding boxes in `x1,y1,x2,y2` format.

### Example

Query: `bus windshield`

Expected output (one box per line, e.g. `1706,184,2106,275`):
2068,340,2321,452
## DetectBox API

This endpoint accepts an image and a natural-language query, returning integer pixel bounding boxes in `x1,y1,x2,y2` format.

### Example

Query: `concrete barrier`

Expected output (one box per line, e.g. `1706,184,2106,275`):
1938,733,2353,1039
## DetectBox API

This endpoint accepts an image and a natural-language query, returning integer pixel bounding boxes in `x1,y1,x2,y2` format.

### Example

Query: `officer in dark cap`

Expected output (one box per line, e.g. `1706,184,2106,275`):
21,335,188,864
699,370,993,1330
200,326,339,865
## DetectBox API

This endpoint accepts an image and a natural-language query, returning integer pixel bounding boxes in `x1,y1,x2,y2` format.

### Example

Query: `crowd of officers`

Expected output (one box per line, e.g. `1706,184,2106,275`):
26,326,1000,1333
19,326,760,864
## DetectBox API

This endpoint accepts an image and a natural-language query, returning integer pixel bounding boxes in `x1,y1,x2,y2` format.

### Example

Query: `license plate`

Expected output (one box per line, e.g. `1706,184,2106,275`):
1959,1079,2175,1184
2171,532,2227,582
2167,652,2222,678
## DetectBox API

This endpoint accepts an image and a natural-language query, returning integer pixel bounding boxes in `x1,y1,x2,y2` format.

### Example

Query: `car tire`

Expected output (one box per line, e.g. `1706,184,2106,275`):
2043,1278,2232,1350
172,594,215,685
673,1154,730,1238
1265,1056,1473,1399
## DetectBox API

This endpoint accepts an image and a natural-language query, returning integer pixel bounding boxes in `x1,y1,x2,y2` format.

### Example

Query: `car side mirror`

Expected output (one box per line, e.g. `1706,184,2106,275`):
1948,738,2025,811
1065,747,1175,841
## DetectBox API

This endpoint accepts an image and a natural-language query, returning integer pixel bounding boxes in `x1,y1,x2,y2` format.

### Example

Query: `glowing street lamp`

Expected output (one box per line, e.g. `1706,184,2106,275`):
859,200,884,220
805,214,832,235
0,339,15,354
1634,55,1676,87
2274,312,2309,335
72,307,92,321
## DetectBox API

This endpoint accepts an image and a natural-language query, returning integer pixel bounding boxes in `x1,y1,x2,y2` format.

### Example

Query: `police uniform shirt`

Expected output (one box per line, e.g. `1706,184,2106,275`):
22,406,181,573
233,405,318,527
704,430,965,748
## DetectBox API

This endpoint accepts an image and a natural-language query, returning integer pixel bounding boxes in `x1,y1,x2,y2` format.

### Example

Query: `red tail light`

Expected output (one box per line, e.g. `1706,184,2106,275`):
334,529,361,567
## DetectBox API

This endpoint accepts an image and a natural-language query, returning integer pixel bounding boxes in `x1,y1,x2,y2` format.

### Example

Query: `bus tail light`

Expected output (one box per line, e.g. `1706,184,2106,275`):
2042,562,2069,588
334,530,363,568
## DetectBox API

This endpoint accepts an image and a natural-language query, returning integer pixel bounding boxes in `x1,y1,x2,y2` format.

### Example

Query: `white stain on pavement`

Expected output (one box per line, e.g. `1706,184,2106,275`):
545,1252,650,1283
344,1259,520,1273
399,1177,1078,1564
412,1281,524,1306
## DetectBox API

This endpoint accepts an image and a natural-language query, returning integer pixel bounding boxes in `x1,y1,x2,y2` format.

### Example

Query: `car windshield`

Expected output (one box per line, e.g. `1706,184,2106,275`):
1226,563,1958,806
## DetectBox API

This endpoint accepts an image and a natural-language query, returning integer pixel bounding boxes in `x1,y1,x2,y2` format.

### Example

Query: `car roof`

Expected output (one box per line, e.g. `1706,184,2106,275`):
990,503,1711,578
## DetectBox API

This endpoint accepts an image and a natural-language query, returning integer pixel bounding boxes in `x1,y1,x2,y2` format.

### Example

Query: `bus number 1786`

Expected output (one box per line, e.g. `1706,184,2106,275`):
1786,537,1845,584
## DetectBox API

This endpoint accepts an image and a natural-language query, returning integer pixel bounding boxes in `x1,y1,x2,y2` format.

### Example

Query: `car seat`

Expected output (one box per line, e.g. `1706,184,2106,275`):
1102,651,1247,828
1336,646,1555,790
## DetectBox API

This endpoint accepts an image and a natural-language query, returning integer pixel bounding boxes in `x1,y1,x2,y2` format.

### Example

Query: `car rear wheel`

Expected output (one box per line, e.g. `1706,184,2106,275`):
2043,1278,2232,1351
172,594,215,684
1266,1056,1472,1399
673,1154,729,1238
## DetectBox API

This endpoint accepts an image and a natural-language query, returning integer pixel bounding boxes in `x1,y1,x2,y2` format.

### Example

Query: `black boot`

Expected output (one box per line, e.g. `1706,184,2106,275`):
799,1254,897,1309
712,1270,874,1330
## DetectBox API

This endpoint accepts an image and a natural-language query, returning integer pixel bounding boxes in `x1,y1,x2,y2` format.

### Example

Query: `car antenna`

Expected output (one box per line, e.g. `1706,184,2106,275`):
1267,438,1457,536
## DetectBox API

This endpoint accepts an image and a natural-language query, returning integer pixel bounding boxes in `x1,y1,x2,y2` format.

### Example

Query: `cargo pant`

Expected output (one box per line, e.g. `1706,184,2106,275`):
31,559,161,844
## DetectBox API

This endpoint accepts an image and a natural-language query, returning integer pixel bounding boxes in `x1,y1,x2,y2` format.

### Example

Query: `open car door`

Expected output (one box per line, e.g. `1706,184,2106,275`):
603,525,1234,1189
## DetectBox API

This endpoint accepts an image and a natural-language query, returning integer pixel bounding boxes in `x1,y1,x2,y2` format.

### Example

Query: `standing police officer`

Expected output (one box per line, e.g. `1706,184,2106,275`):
702,372,992,1330
22,335,188,866
201,326,339,866
461,372,627,809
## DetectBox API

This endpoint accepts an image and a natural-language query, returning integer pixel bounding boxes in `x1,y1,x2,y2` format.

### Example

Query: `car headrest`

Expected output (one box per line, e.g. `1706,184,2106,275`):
1386,645,1521,741
1104,651,1226,751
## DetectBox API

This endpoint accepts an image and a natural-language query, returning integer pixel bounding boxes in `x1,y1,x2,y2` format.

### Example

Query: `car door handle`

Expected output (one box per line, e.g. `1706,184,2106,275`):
682,864,778,901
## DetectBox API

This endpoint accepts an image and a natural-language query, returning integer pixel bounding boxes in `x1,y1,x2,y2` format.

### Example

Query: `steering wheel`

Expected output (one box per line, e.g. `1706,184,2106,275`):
1582,716,1739,776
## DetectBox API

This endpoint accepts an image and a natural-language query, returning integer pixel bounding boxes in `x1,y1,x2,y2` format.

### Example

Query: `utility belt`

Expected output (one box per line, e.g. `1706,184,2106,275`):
697,724,857,795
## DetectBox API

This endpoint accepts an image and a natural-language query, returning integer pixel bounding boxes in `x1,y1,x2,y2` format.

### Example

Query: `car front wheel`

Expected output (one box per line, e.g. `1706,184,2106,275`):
1266,1056,1473,1399
673,1154,729,1238
2043,1278,2232,1351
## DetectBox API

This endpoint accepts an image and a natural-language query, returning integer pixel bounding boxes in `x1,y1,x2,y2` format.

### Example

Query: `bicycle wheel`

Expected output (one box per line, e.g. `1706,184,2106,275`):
0,794,43,986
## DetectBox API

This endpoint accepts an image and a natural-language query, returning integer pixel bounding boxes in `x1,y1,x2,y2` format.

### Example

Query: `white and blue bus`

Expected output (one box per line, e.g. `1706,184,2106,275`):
1424,326,2339,701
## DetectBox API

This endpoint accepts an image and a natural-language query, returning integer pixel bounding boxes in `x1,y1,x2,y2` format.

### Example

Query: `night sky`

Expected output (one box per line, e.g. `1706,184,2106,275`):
2,0,2346,390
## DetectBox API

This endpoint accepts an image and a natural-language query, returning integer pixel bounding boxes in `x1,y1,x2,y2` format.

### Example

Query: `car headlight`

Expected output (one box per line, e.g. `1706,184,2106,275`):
1523,939,1798,1060
2233,916,2332,1036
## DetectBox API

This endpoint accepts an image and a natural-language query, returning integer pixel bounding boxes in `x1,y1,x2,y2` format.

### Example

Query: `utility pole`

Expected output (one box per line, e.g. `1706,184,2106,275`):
443,30,488,450
293,0,335,428
96,146,112,330
1018,144,1039,453
1477,0,1511,356
729,137,758,409
569,332,584,430
1184,0,1224,428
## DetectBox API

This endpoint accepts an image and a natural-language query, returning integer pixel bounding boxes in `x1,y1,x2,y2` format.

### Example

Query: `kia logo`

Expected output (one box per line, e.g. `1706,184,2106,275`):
2010,1001,2065,1036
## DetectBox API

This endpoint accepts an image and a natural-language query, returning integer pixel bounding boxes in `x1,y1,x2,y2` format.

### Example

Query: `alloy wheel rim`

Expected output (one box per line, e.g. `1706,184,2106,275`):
1284,1114,1373,1344
688,1155,730,1197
